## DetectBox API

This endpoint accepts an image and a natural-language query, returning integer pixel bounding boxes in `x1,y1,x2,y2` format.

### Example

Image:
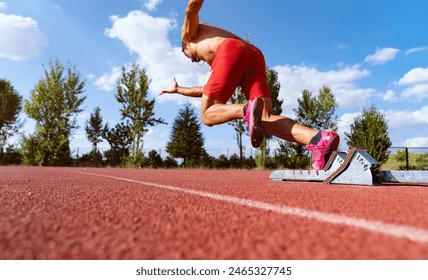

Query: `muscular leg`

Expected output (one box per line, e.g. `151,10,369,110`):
260,97,318,145
200,94,244,126
200,95,318,145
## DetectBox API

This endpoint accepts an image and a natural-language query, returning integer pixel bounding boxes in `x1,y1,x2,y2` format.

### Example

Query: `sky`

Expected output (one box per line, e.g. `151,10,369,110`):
1,0,428,158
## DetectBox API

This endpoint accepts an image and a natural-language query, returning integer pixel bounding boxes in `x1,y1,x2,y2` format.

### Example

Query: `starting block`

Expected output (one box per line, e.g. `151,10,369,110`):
270,147,428,186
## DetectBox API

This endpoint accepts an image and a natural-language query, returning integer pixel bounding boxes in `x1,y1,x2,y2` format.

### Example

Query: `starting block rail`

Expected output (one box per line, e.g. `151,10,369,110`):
270,147,428,186
381,170,428,184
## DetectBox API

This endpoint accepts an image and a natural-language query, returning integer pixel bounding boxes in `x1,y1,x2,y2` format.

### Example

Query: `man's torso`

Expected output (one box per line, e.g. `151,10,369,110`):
188,23,239,65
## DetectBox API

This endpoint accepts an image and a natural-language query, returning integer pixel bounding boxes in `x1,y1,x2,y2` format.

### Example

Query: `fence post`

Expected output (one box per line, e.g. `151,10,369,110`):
405,147,409,170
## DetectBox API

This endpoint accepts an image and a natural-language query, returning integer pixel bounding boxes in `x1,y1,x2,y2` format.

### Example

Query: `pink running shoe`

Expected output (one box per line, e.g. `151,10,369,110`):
305,130,340,171
243,97,264,148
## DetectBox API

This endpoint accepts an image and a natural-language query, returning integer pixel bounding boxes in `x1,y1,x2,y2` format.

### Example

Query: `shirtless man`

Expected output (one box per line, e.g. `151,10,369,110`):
160,0,339,171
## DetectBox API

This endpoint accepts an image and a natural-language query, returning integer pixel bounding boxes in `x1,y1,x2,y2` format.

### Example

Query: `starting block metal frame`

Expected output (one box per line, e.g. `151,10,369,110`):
270,147,428,186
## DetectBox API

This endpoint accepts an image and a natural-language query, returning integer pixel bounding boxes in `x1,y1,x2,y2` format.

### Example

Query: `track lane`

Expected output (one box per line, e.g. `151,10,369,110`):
76,170,428,243
1,166,427,259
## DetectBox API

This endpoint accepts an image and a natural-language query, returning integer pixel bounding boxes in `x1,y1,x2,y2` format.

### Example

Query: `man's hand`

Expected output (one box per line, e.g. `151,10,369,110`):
159,78,179,95
159,78,204,98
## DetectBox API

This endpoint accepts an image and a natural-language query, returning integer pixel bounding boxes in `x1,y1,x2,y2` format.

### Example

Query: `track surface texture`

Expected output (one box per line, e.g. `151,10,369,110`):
1,166,428,260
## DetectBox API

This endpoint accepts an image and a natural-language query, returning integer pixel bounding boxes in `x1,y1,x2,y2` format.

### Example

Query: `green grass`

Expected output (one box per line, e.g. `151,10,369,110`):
382,152,424,170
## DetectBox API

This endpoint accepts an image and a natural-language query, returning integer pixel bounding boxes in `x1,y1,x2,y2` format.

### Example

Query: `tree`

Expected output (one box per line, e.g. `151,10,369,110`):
317,87,339,131
144,149,163,168
276,86,339,169
85,106,105,152
23,58,86,166
79,150,104,167
416,153,428,170
266,67,283,116
0,79,22,164
293,86,338,130
274,141,309,169
345,105,392,164
115,64,166,167
228,87,246,165
163,156,179,168
166,103,205,167
20,134,44,166
213,154,230,169
395,149,407,162
257,67,283,169
83,107,105,167
102,121,132,167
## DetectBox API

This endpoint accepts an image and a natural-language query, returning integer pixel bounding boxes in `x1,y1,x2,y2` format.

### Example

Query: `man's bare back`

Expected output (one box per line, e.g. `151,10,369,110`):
183,23,238,66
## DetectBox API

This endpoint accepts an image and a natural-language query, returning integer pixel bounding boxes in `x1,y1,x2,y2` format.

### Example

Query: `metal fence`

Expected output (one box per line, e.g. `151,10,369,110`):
387,147,428,170
71,146,428,159
72,147,259,160
2,146,427,168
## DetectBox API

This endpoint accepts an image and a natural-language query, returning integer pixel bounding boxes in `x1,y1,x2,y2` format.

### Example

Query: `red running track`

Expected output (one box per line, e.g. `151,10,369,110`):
1,166,428,260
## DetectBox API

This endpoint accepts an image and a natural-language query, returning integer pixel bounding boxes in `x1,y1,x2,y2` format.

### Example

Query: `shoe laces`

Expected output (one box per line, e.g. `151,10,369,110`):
305,144,322,161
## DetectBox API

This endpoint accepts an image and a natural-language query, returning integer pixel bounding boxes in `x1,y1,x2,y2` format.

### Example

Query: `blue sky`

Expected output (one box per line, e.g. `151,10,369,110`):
1,0,428,157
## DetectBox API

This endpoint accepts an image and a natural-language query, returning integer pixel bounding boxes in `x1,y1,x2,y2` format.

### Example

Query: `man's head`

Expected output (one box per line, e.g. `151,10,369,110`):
181,41,201,63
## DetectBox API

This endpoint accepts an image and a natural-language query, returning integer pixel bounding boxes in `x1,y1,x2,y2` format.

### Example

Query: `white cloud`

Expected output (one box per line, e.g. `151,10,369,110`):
338,44,349,50
0,2,7,10
104,10,208,102
396,68,428,101
86,73,96,80
94,66,122,91
365,47,399,65
273,64,373,116
381,90,398,102
385,106,428,131
0,13,48,60
401,84,428,101
397,67,428,85
332,42,349,50
143,127,170,151
143,0,162,11
77,112,90,122
405,46,428,55
403,137,428,147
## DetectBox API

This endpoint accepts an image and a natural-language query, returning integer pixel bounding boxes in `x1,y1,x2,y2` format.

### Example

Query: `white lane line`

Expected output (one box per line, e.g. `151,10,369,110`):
76,171,428,243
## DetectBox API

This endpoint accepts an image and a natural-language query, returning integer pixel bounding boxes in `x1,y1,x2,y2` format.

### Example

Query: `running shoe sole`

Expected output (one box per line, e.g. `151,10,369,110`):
250,98,264,148
322,134,340,169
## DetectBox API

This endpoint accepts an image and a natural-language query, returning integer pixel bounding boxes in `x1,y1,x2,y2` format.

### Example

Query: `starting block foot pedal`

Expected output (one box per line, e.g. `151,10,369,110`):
323,148,382,185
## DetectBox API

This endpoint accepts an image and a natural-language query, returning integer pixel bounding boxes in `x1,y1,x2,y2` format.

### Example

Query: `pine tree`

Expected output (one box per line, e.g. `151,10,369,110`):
102,121,132,167
166,103,205,167
85,106,105,152
345,105,392,164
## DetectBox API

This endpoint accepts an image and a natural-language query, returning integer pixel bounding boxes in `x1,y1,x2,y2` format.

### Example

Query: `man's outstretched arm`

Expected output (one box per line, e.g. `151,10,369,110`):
159,78,204,98
181,0,204,44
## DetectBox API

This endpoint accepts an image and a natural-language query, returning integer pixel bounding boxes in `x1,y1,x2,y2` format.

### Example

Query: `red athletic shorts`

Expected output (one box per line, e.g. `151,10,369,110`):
203,37,271,103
